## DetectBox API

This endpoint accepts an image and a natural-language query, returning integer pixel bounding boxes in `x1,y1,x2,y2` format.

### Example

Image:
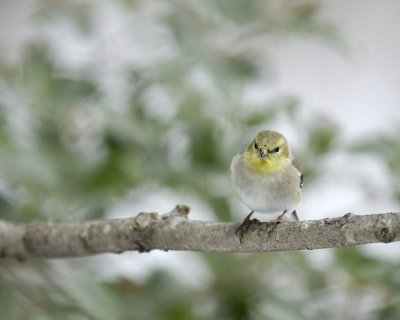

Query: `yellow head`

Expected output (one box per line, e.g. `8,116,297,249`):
244,130,290,174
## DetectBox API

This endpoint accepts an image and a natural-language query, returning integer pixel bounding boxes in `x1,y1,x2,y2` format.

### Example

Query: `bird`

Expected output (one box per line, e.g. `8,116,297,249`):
230,130,303,243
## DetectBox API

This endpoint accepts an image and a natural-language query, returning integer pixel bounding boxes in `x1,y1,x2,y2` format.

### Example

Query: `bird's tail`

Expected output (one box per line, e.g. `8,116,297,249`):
291,210,299,221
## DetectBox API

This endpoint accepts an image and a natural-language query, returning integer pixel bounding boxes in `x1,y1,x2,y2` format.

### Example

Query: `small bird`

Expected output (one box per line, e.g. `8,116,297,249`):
231,130,303,242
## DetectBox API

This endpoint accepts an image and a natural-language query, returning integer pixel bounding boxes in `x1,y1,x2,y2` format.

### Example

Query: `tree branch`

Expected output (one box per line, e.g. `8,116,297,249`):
1,205,399,260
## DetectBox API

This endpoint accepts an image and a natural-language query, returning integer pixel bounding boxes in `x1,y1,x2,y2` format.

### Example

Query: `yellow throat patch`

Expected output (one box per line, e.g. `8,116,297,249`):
244,151,286,175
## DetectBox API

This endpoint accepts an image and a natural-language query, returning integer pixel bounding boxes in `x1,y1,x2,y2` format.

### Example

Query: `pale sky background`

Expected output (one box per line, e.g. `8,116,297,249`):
274,0,400,141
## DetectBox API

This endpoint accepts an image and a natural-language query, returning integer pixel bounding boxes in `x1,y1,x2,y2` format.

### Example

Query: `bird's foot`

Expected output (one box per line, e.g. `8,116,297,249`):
267,220,280,237
235,211,260,244
267,210,287,237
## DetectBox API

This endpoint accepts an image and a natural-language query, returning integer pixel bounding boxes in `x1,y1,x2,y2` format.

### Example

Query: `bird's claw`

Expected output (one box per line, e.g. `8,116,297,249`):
235,217,260,244
235,209,289,242
267,220,281,237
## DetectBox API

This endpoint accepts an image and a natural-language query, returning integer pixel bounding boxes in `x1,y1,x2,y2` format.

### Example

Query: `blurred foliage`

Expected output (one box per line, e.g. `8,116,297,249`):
350,133,400,201
2,249,400,320
0,0,399,319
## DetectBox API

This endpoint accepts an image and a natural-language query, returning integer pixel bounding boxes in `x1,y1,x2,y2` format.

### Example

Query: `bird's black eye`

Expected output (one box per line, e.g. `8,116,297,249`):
274,147,280,153
254,142,259,150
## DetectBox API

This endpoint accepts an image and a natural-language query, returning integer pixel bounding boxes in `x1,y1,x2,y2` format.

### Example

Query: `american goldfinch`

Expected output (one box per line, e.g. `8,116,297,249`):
231,130,303,242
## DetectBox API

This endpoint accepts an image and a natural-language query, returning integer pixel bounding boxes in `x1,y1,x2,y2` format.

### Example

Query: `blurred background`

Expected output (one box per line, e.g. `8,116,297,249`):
1,0,400,319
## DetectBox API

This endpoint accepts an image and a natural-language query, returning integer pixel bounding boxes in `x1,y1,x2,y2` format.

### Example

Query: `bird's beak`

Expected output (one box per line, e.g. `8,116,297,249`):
259,148,268,160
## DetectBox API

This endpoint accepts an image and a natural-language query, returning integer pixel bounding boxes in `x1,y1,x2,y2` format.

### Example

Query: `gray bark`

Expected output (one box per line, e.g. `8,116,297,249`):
1,205,399,260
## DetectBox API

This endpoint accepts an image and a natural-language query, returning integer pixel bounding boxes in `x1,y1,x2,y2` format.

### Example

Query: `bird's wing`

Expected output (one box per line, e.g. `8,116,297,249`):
292,158,303,188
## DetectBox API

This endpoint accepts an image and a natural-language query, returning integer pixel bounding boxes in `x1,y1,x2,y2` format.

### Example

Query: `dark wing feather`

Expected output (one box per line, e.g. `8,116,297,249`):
292,158,303,188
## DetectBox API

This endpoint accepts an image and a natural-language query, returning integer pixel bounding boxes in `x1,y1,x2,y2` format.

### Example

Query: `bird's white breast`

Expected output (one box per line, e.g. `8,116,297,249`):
231,154,302,215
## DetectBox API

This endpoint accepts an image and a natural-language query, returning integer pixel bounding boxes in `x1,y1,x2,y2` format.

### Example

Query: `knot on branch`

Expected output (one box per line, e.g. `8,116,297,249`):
170,204,190,217
374,217,395,243
374,226,394,243
131,205,191,253
134,212,159,229
376,227,394,243
133,204,191,230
